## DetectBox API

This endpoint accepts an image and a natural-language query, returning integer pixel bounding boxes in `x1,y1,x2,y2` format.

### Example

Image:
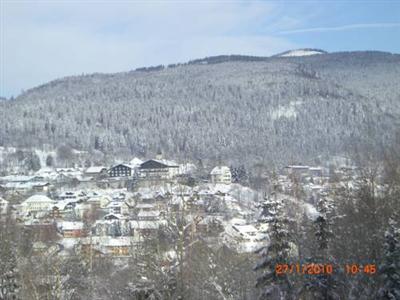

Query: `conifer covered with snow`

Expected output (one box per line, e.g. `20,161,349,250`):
378,218,400,300
299,193,343,299
0,214,20,300
254,179,294,299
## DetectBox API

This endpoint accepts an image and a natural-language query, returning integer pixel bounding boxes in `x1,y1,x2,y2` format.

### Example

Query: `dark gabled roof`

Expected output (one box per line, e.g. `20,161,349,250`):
108,164,133,171
140,160,169,170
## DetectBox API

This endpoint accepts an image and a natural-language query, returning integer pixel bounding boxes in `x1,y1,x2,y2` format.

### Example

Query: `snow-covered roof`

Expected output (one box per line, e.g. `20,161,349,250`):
56,168,74,172
286,165,310,169
140,159,178,169
86,197,101,203
53,200,74,210
229,218,247,225
110,163,135,169
58,221,84,230
81,236,132,247
59,190,86,197
3,182,34,189
137,190,155,200
102,237,132,247
85,166,106,173
135,203,155,209
56,168,82,174
232,224,258,234
171,184,193,195
0,175,35,182
310,184,323,190
24,194,54,204
107,201,128,208
32,181,50,187
130,220,166,229
137,186,167,196
35,167,56,175
156,159,179,167
309,167,323,171
137,210,161,218
210,166,230,175
198,189,211,195
104,213,125,220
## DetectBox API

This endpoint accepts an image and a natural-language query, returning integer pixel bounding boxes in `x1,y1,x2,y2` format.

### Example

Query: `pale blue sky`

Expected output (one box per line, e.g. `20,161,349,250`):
1,0,399,98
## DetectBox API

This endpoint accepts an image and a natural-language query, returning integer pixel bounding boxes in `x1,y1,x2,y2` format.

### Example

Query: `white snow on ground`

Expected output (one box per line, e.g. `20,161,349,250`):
0,146,16,166
271,105,297,120
222,219,267,253
270,101,303,120
206,183,259,201
0,146,57,169
59,237,80,251
304,203,319,220
280,49,325,57
208,183,231,194
35,149,57,167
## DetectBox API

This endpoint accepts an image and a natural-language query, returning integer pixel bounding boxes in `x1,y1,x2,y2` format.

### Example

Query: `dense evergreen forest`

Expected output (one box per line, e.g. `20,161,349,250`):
1,51,399,167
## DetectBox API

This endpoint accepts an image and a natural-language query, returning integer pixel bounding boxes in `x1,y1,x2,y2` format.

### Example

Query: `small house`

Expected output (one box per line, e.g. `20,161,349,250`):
58,221,85,238
210,166,232,184
84,166,108,177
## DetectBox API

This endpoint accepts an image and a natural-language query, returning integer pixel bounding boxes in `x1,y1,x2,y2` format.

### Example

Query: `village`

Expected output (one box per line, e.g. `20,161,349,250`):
0,153,362,262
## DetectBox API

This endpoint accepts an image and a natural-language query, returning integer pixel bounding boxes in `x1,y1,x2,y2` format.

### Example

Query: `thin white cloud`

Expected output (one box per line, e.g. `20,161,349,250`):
279,22,400,34
1,1,297,97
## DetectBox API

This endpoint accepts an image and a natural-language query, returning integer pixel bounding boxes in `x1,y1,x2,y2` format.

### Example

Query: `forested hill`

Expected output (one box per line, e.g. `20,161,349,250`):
1,51,399,167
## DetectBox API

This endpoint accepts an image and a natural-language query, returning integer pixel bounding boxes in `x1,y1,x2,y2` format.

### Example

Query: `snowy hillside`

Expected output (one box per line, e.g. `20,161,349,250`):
1,51,399,168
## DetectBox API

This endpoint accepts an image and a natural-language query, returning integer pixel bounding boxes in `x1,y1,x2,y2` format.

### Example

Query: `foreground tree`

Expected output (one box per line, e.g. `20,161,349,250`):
254,187,294,299
0,213,20,299
378,218,400,300
299,194,344,299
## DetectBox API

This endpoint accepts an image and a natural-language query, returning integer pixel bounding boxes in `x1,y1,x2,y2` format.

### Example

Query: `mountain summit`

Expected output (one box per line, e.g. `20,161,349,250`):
275,48,328,57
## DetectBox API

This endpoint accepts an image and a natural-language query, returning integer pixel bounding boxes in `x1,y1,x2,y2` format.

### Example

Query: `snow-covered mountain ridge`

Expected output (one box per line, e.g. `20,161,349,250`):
1,51,399,167
276,48,327,57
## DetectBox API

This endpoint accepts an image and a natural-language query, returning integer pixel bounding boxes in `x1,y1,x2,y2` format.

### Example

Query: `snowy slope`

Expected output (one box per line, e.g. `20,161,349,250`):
1,51,399,167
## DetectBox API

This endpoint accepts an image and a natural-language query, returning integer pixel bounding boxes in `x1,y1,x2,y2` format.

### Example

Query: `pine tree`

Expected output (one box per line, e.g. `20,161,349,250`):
230,165,249,184
378,218,400,300
314,194,335,253
0,244,19,300
46,154,54,167
23,151,41,172
254,185,294,299
299,193,343,299
0,214,20,300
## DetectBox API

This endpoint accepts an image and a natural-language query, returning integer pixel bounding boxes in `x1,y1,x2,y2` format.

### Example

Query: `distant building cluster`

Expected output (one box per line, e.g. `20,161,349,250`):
0,153,365,262
1,155,274,260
